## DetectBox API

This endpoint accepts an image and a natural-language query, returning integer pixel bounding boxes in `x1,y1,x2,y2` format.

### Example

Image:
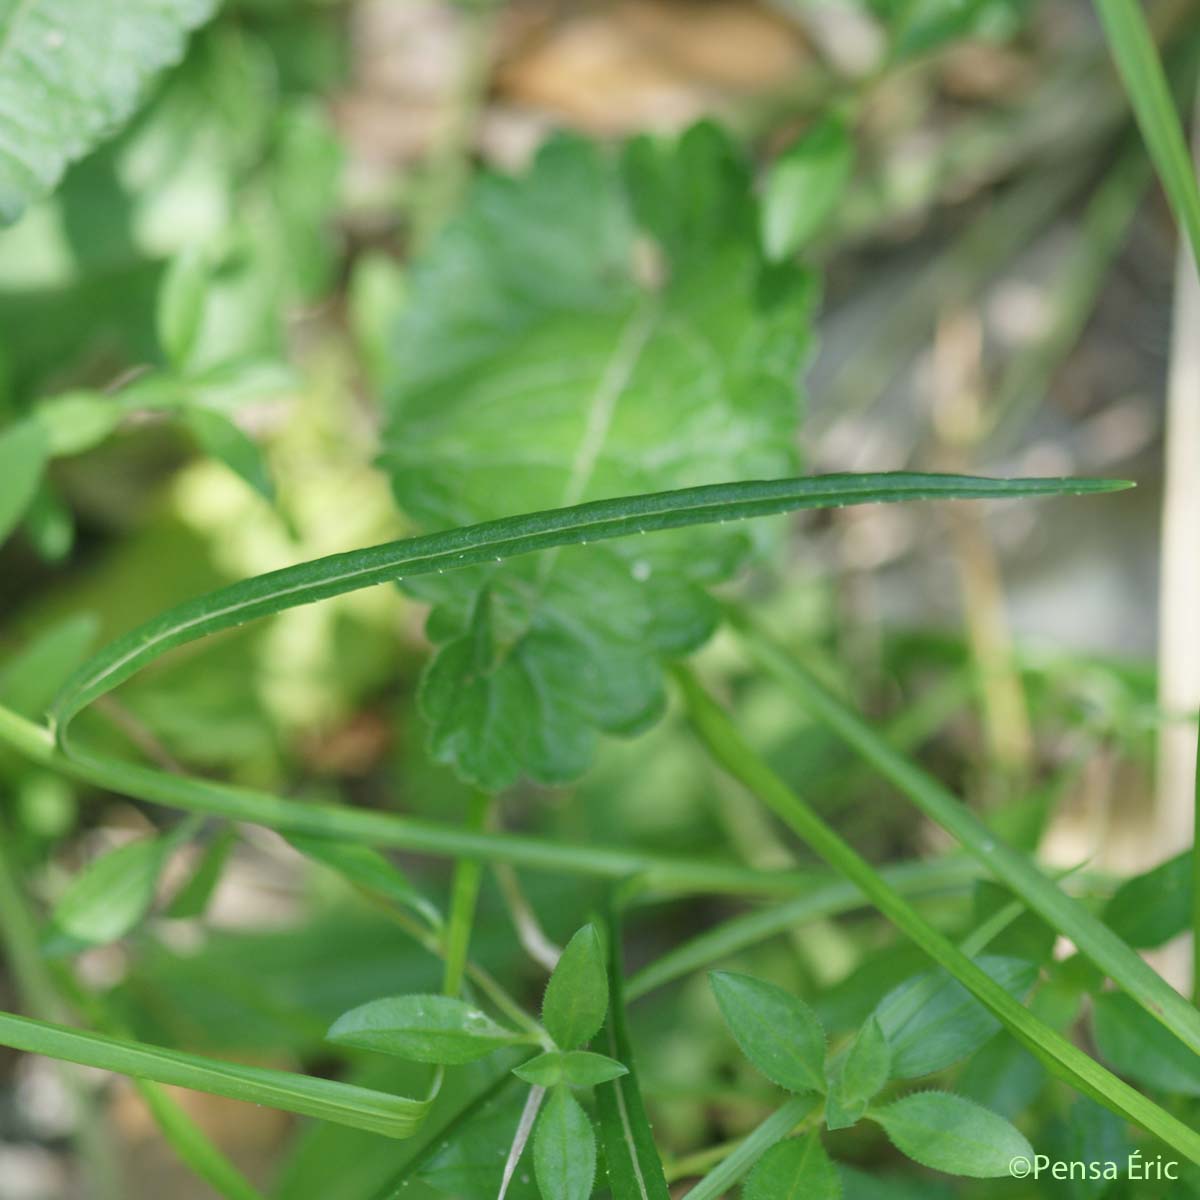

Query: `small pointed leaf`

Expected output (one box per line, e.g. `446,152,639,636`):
0,419,48,545
543,925,608,1051
710,971,825,1094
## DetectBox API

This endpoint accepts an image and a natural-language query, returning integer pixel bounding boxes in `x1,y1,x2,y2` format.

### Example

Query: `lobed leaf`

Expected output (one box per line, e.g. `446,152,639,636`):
0,0,219,224
711,971,826,1094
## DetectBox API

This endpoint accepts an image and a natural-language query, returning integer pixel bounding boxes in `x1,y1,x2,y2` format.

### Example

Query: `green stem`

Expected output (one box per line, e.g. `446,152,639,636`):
443,791,490,998
682,1096,816,1199
1194,716,1200,1008
0,701,824,899
675,666,1200,1163
732,615,1200,1059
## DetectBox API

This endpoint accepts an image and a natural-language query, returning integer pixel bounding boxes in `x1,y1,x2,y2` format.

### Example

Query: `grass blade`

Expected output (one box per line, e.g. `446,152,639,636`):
675,667,1200,1164
594,905,672,1200
732,616,1200,1061
0,1011,433,1138
1092,0,1200,272
48,473,1127,735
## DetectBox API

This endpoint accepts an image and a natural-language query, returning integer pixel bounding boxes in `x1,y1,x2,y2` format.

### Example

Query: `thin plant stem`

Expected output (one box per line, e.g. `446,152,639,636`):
443,791,491,997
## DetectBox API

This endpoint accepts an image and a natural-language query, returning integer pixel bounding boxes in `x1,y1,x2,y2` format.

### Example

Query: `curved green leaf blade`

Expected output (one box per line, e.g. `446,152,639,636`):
50,474,1128,747
0,0,218,224
871,1091,1032,1178
743,1132,840,1200
0,1010,430,1138
543,924,608,1051
534,1086,596,1200
514,1050,627,1088
327,995,526,1065
711,971,826,1094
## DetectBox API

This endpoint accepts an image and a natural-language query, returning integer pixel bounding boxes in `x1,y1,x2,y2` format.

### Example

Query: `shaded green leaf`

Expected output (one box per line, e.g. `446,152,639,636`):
761,116,854,260
48,834,172,949
35,391,123,457
0,0,219,224
543,925,609,1051
0,418,48,544
711,971,826,1093
873,955,1037,1078
1102,852,1190,949
870,1091,1033,1178
287,834,441,929
743,1131,840,1200
327,995,525,1065
1092,991,1200,1097
534,1086,595,1200
158,248,210,369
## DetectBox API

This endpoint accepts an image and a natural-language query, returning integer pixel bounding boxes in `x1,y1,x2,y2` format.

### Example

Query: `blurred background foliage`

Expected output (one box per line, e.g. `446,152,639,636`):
0,0,1194,1195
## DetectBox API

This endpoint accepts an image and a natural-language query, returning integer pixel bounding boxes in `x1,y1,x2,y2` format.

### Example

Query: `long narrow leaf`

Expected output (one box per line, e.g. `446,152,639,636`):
1092,0,1200,272
0,1011,432,1138
594,907,672,1200
49,474,1126,734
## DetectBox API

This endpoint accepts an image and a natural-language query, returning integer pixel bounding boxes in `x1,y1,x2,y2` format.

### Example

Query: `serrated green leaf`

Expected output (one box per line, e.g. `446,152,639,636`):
873,955,1037,1078
382,123,815,789
158,248,210,369
0,0,219,224
166,828,235,920
1102,852,1190,949
287,834,441,929
1092,991,1200,1097
514,1050,628,1088
826,1016,890,1130
182,406,274,502
543,925,608,1051
870,1091,1033,1178
711,971,826,1094
48,834,172,949
327,995,525,1065
0,418,48,544
760,116,854,260
534,1087,595,1200
743,1132,840,1200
